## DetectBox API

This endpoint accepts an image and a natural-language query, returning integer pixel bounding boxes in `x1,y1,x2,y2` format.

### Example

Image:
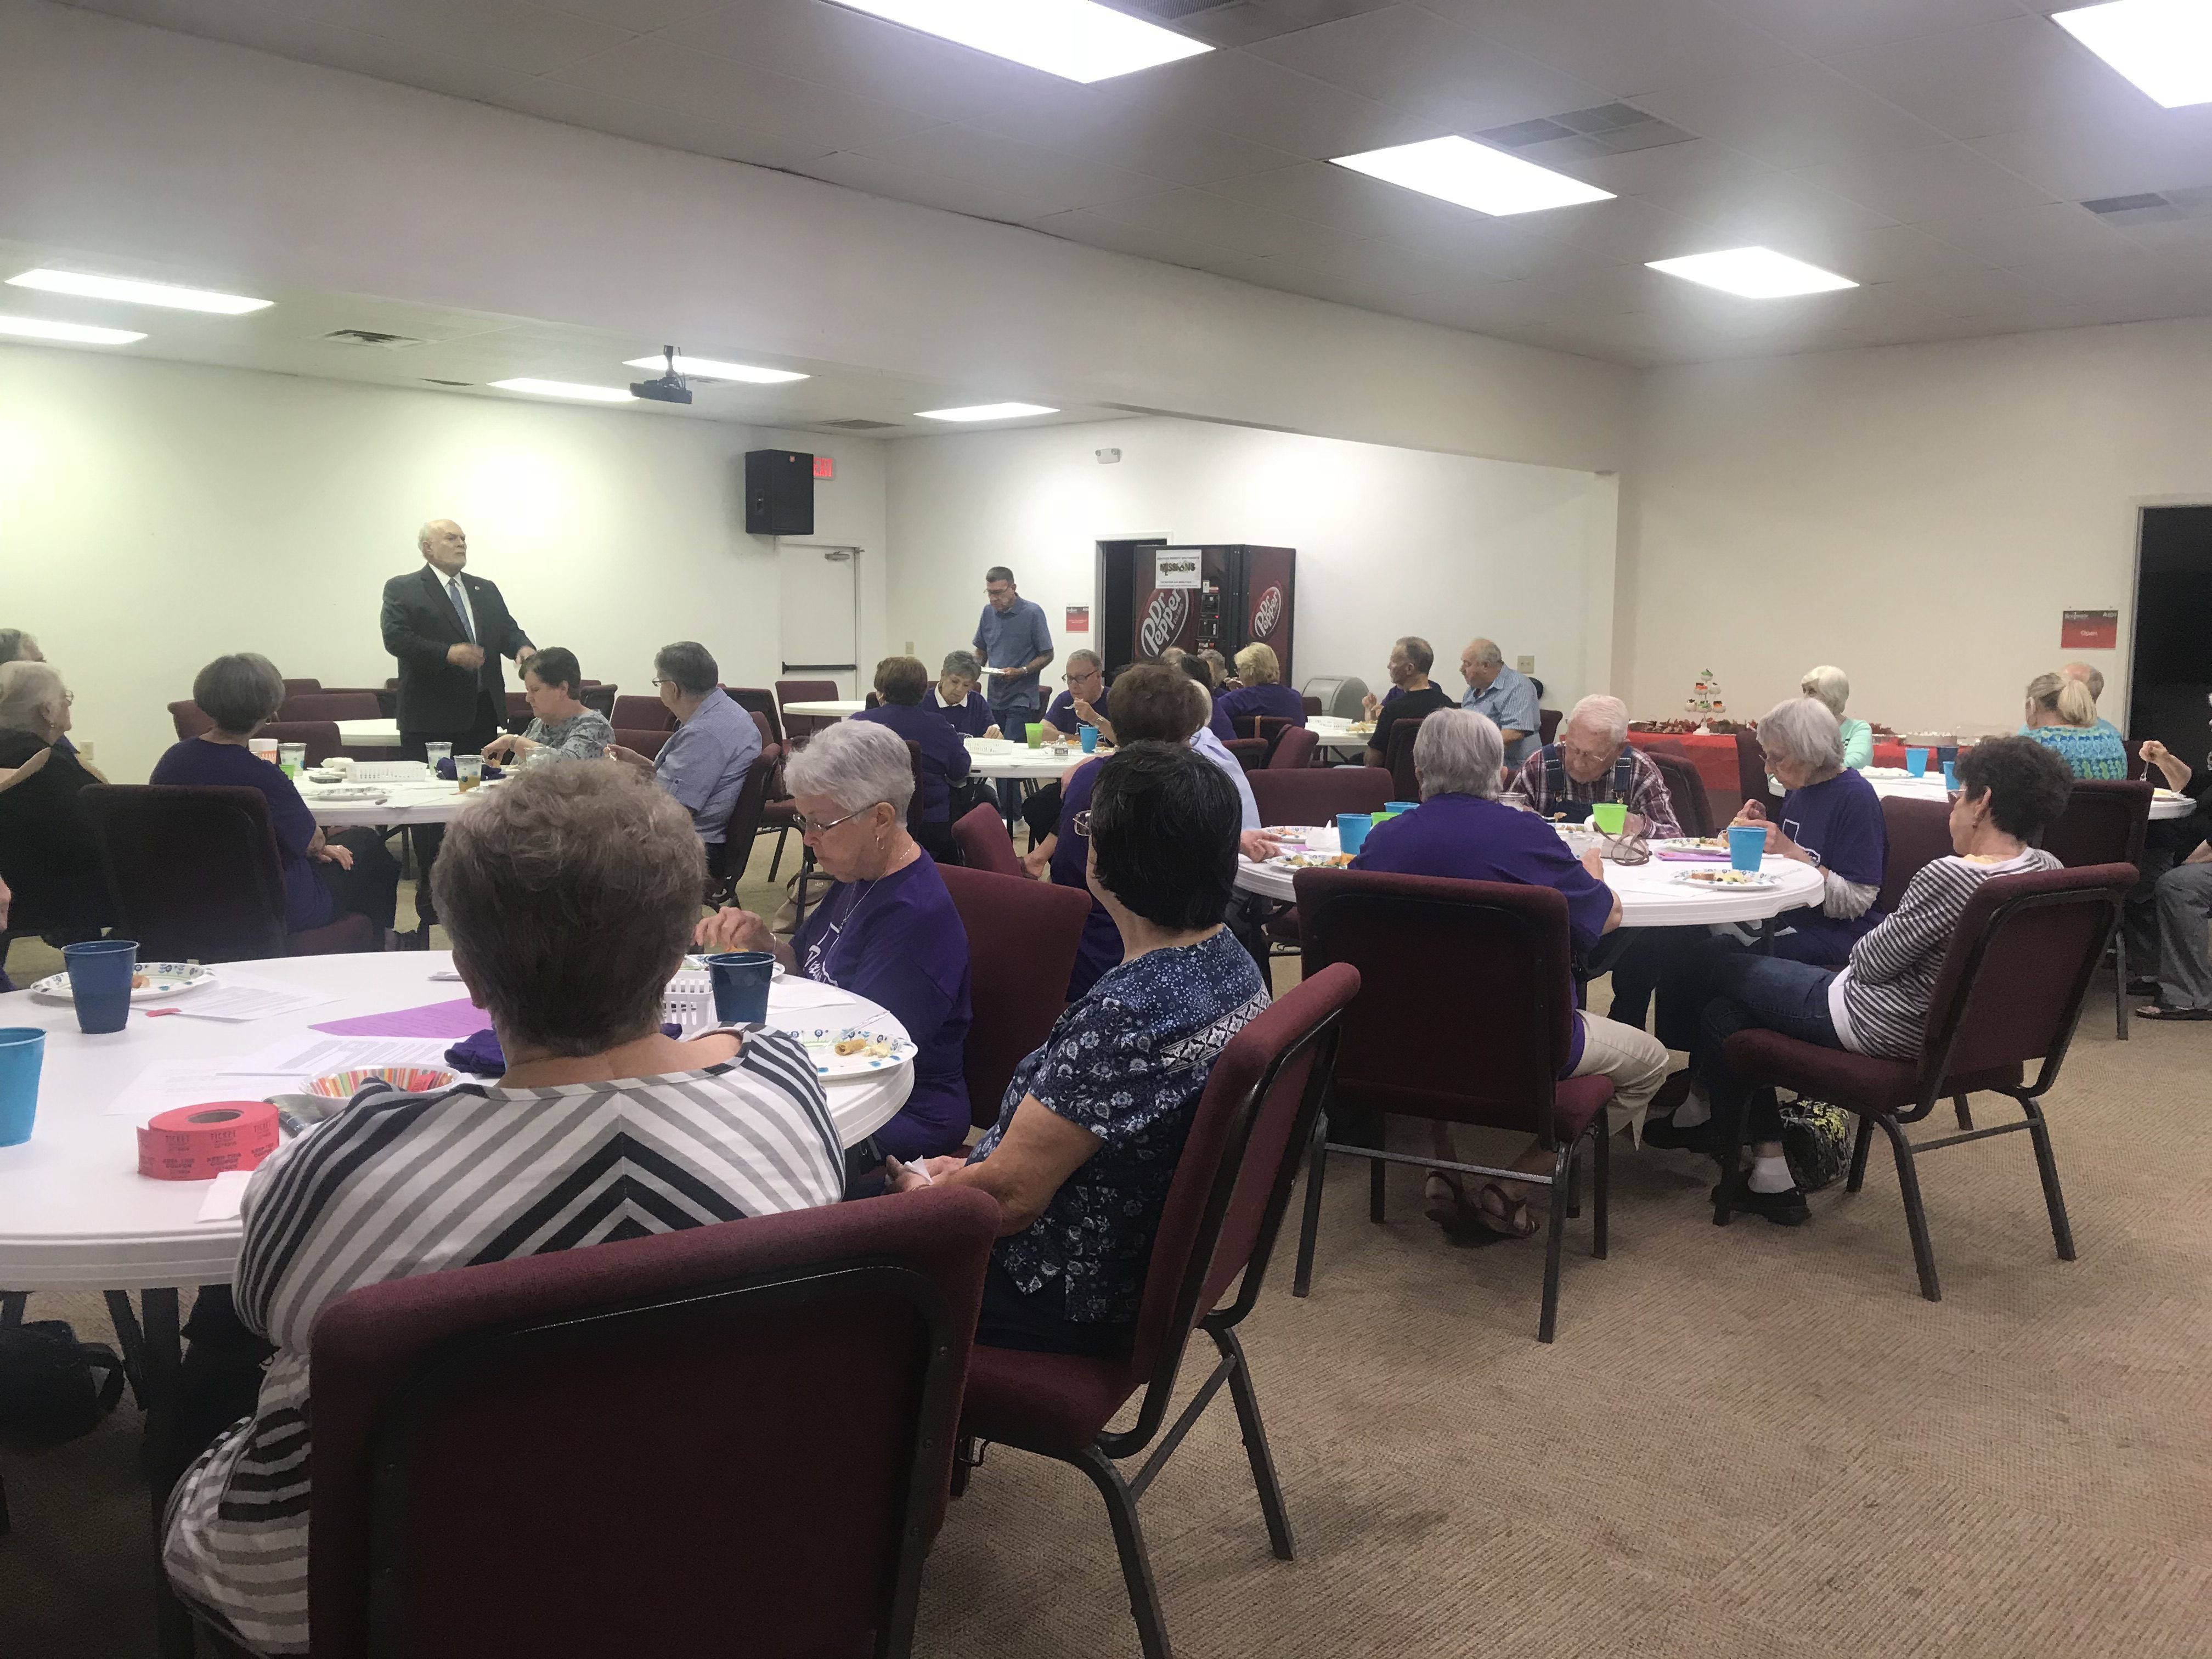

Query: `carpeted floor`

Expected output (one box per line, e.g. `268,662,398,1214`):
4,843,2209,1658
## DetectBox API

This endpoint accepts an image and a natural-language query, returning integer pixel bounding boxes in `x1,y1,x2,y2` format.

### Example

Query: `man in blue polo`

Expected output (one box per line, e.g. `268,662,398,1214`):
973,566,1054,736
1459,637,1542,768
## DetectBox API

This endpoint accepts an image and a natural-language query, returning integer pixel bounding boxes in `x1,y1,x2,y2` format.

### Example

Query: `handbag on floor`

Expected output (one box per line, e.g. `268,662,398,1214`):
0,1320,127,1453
1780,1098,1855,1194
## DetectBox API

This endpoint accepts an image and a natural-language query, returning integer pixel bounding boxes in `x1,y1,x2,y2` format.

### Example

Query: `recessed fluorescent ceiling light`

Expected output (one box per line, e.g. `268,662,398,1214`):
8,268,272,314
1330,136,1614,217
622,353,809,384
2054,0,2212,108
914,402,1059,421
489,377,636,402
1645,246,1857,298
825,0,1209,83
0,313,146,345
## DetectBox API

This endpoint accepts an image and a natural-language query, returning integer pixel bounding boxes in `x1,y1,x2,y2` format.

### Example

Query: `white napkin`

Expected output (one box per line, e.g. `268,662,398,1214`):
196,1168,254,1223
772,976,861,1010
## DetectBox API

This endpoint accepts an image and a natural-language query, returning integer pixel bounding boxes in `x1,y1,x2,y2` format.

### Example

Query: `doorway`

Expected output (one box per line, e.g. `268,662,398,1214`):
2129,507,2212,769
779,544,860,697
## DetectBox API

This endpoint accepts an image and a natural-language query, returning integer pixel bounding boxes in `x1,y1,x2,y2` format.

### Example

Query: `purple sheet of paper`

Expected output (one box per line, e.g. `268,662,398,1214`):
311,997,489,1039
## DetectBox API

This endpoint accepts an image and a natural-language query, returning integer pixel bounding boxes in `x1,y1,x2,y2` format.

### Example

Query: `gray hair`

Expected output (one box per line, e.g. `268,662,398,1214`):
653,640,719,697
1799,664,1850,718
985,565,1015,585
1413,708,1504,801
1567,693,1628,744
0,660,67,735
1465,638,1504,669
940,648,981,681
783,718,915,820
1068,648,1102,673
1396,635,1435,675
1760,697,1844,772
0,629,39,666
193,653,285,735
2063,661,2105,701
415,520,445,552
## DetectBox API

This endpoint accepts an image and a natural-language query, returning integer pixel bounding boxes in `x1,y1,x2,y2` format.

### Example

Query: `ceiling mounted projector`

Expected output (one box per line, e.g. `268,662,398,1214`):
629,345,692,406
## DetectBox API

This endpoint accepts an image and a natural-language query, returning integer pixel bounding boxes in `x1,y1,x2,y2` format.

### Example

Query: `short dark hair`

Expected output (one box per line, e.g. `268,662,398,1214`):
873,654,928,706
654,640,719,697
525,646,582,697
1104,662,1201,743
1176,653,1216,690
192,653,284,735
985,566,1015,585
1088,742,1239,930
1396,636,1434,675
433,765,704,1057
1956,735,2073,840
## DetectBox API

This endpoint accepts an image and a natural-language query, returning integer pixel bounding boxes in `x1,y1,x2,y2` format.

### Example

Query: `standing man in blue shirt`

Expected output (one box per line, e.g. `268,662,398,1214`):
974,566,1054,818
1459,638,1542,768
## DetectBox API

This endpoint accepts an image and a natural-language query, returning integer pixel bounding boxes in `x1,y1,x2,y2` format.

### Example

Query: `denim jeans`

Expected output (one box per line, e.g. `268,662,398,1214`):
1691,951,1845,1143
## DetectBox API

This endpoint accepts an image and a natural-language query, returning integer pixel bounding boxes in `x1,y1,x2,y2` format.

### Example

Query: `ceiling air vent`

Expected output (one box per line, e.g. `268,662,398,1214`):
2080,188,2212,225
1476,102,1694,161
320,328,427,349
820,417,900,430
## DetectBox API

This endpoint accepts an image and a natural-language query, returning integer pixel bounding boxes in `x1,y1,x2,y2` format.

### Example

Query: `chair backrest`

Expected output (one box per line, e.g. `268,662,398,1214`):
577,684,617,720
169,699,214,741
1734,729,1769,803
1223,736,1269,773
748,709,776,753
1241,715,1294,751
1300,694,1323,719
81,784,291,962
611,695,674,731
504,691,531,722
936,865,1093,1127
777,679,841,742
719,744,780,851
281,678,320,698
1120,966,1357,1430
1248,766,1391,827
727,686,783,746
2039,778,2152,870
256,720,346,766
613,727,669,761
1647,750,1716,838
902,738,927,836
307,1187,998,1659
1918,864,2133,1097
1268,725,1319,770
1877,795,1954,913
1384,713,1429,802
280,691,380,723
1296,870,1578,1137
951,802,1022,876
1539,708,1562,746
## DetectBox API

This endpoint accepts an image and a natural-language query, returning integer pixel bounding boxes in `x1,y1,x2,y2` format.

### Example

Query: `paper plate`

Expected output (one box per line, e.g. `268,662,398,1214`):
793,1026,915,1080
301,785,390,802
30,963,215,1004
1671,868,1781,890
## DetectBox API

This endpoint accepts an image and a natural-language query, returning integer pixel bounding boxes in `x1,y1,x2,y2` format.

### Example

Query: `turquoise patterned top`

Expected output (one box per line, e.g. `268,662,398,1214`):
2025,723,2127,780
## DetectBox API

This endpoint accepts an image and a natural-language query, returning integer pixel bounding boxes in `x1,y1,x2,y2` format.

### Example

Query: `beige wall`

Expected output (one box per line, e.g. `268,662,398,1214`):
1620,316,2212,735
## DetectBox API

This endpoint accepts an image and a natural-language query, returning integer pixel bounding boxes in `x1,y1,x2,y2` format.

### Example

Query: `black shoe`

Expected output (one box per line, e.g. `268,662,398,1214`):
1641,1113,1715,1153
2126,977,2162,997
1712,1181,1809,1226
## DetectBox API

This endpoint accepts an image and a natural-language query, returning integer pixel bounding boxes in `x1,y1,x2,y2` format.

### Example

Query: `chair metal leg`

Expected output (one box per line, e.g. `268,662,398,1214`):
2114,932,2129,1041
103,1289,150,1410
1293,1113,1328,1299
1537,1142,1572,1343
0,1290,25,1327
2018,1094,2079,1262
768,822,791,882
1212,1327,1295,1561
1711,1093,1748,1226
1953,1094,1974,1131
1590,1124,1610,1261
1845,1115,1875,1193
1564,1140,1582,1220
1071,1443,1173,1659
1368,1138,1386,1225
1880,1118,1942,1302
949,1436,979,1498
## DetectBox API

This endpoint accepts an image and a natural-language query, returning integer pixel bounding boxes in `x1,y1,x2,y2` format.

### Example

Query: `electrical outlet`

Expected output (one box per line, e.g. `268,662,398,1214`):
1517,655,1536,673
904,640,914,654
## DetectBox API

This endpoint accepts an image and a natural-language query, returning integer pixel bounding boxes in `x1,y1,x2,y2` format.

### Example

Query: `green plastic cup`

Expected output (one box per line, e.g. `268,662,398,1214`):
1591,801,1628,835
1026,723,1043,749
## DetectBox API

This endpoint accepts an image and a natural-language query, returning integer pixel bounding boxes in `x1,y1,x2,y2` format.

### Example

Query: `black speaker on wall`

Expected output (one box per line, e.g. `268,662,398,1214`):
745,449,815,536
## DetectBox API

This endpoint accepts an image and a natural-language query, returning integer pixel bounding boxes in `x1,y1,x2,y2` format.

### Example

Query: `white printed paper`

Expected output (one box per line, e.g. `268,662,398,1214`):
105,1062,280,1120
220,1034,452,1078
166,975,340,1024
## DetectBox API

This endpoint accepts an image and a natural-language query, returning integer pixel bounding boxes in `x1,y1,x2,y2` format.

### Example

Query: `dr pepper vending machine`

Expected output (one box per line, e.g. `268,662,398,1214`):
1098,541,1296,681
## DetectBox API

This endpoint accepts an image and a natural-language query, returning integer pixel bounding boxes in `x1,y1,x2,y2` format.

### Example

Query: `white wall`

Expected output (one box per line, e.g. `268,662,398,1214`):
1620,316,2212,735
887,417,1617,710
0,342,888,781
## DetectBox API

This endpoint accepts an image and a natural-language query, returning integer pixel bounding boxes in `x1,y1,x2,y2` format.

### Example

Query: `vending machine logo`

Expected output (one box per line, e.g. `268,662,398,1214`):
1251,584,1284,640
1139,588,1190,657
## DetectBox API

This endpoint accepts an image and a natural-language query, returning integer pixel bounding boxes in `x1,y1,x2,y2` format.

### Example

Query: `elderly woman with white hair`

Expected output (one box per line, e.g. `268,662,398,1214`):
695,718,974,1162
1351,709,1671,1240
1800,665,1874,770
1505,692,1681,836
0,658,114,938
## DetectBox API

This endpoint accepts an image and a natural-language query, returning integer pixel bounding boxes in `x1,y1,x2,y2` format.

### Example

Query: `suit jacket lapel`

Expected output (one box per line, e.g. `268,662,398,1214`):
421,564,473,639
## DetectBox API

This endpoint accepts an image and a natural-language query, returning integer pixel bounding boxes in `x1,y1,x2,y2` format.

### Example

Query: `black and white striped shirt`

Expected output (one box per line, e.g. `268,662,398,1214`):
162,1030,842,1656
1829,849,2061,1059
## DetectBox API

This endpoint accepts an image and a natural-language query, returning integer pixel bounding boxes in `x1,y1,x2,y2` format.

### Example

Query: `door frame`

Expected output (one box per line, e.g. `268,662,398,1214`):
777,543,864,692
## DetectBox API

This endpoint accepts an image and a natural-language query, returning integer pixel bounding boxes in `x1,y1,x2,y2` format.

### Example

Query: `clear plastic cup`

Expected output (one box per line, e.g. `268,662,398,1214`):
455,753,483,792
278,742,306,777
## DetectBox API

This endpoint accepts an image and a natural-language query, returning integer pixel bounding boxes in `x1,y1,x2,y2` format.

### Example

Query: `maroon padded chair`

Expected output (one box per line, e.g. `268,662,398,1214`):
612,727,669,761
577,684,617,721
951,802,1022,877
254,720,346,766
1719,864,2131,1301
1734,728,1771,809
1646,749,1716,839
611,695,674,731
280,678,321,697
727,686,784,746
952,967,1357,1659
306,1187,998,1659
1293,870,1612,1342
80,785,377,961
1268,726,1319,770
1237,714,1296,753
1876,795,1954,913
1248,766,1391,827
705,743,781,907
1539,708,1562,746
279,691,380,723
1382,713,1429,802
169,700,215,741
1300,694,1323,718
1223,736,1269,772
778,678,842,742
2038,778,2151,1040
938,865,1091,1130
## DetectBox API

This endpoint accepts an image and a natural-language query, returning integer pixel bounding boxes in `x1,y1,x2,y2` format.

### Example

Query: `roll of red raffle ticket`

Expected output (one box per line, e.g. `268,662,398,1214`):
137,1101,281,1181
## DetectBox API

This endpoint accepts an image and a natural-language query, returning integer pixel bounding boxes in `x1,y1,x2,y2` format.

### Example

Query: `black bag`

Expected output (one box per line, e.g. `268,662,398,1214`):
0,1321,127,1453
1780,1099,1857,1194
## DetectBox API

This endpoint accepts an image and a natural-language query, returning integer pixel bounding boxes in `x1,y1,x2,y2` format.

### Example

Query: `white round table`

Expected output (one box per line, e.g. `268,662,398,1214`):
1233,823,1826,927
335,717,402,747
964,736,1103,781
302,775,487,828
1306,715,1374,755
0,952,911,1293
783,699,867,719
1865,772,2194,821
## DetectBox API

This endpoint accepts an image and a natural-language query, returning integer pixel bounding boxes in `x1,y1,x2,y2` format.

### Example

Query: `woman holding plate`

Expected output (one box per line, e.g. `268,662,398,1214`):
695,718,974,1162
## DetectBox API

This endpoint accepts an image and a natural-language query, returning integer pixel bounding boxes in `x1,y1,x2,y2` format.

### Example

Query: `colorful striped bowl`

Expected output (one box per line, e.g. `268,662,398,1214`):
305,1065,458,1099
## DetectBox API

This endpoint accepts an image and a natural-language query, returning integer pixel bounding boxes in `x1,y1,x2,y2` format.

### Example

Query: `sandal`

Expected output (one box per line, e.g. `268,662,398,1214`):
1468,1181,1542,1240
2137,1002,2212,1021
1422,1170,1468,1221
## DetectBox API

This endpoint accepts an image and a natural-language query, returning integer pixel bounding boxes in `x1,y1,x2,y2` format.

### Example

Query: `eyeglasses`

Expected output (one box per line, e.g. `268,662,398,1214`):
1072,810,1091,837
795,803,884,836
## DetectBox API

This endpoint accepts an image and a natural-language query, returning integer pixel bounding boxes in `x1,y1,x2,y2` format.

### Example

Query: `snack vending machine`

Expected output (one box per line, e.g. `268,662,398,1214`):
1098,543,1296,682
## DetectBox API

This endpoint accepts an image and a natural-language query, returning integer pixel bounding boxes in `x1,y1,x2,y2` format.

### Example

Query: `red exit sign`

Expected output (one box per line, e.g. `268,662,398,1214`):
812,455,834,480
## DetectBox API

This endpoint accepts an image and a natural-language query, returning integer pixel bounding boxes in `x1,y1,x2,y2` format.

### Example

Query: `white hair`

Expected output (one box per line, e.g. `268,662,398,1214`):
417,520,440,552
1413,709,1504,800
1566,693,1628,744
1760,697,1844,772
783,718,915,820
1799,665,1850,718
1465,639,1503,668
0,660,66,735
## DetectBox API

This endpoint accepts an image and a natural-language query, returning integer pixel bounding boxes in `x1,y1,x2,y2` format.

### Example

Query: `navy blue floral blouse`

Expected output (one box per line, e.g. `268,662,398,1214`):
971,927,1269,1325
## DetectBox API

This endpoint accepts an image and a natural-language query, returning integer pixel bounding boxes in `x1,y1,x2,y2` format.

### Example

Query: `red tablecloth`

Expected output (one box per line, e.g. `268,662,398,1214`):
1626,730,1742,798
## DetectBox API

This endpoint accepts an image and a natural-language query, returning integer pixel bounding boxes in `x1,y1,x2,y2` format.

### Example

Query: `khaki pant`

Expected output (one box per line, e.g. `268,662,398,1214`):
1570,1011,1672,1144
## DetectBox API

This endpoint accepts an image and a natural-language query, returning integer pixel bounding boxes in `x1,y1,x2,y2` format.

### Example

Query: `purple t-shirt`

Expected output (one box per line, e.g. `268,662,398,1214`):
1351,792,1613,1071
853,702,971,823
790,849,972,1160
1203,691,1235,742
924,686,994,739
1773,769,1888,963
150,738,331,930
1049,759,1123,1000
1043,685,1110,735
1216,684,1307,728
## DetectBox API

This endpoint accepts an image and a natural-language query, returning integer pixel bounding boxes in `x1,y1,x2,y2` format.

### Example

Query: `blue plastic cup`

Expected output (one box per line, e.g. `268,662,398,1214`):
1942,760,1957,792
1336,812,1373,855
1728,825,1768,873
705,951,775,1025
0,1028,44,1147
1079,724,1098,754
1906,747,1929,778
63,939,138,1034
1385,800,1419,814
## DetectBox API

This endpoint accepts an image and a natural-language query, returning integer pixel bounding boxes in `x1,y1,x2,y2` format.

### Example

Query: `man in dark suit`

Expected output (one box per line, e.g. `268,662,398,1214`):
380,518,534,939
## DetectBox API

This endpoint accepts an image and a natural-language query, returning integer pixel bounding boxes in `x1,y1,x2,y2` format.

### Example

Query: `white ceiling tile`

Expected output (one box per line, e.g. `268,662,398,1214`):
549,0,719,27
1075,189,1390,266
493,75,837,171
304,0,635,75
1920,199,2130,266
793,151,1064,225
1871,264,2063,318
1705,0,2030,59
952,98,1302,189
1203,161,1543,263
1966,104,2212,202
1386,278,1566,332
1821,14,2156,144
1427,0,1799,101
860,124,1175,213
1084,42,1437,160
1791,140,2056,223
1633,56,1952,168
1026,208,1257,274
1248,4,1607,132
1632,150,1900,245
1508,193,1721,265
